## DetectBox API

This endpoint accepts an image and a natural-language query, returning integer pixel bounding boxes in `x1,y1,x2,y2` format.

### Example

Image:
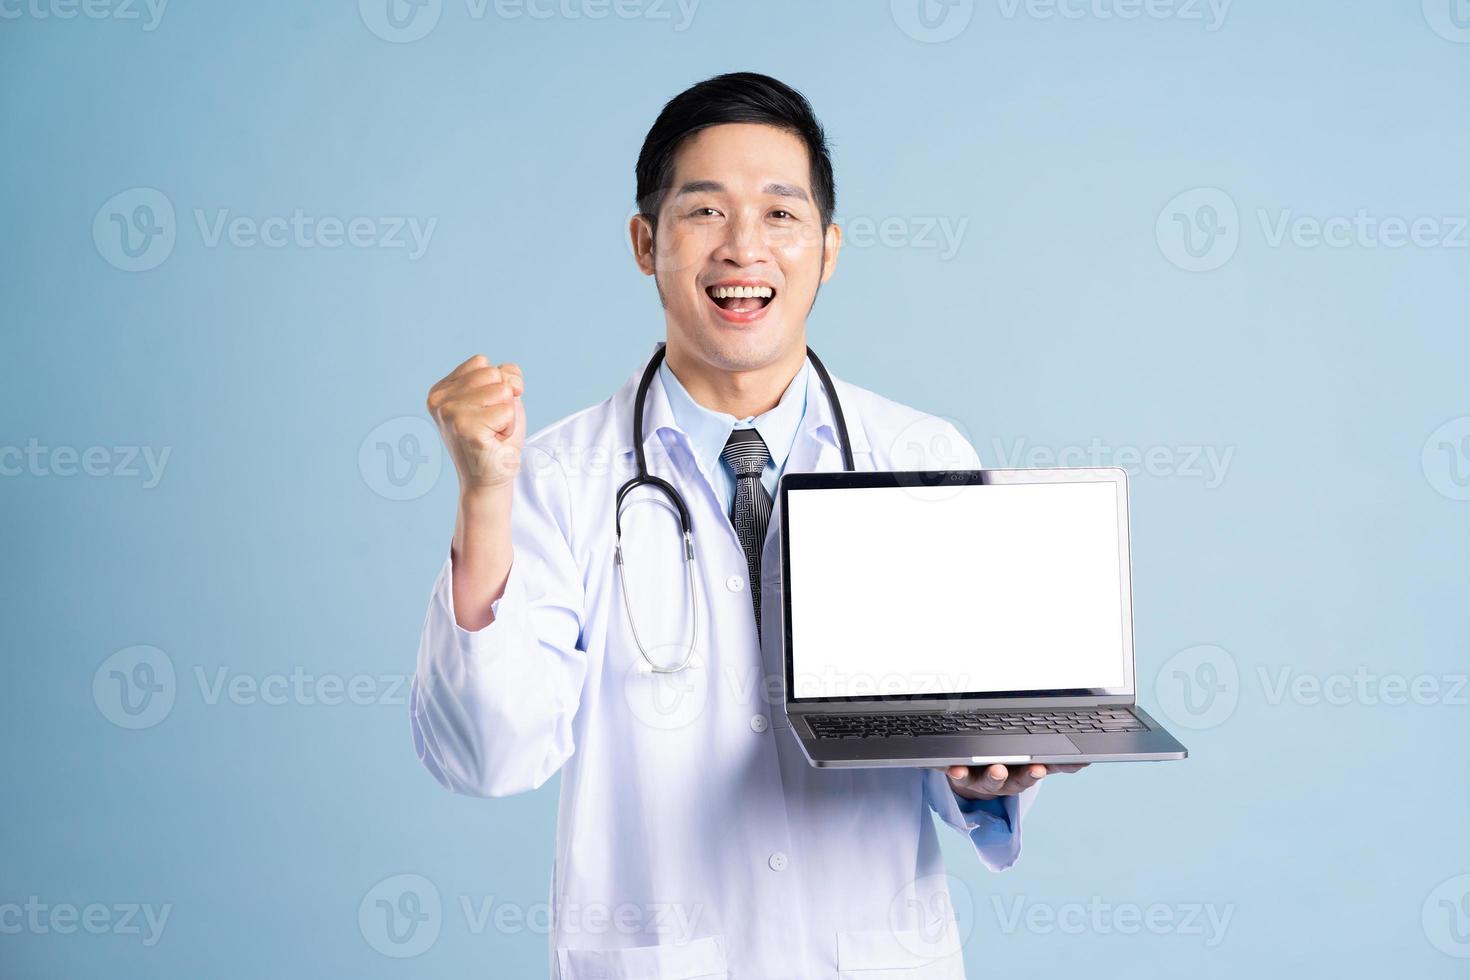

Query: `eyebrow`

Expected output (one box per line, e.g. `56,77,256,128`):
674,180,811,203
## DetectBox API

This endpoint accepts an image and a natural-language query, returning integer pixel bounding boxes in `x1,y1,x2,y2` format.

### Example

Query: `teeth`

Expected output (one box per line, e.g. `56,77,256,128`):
710,285,774,300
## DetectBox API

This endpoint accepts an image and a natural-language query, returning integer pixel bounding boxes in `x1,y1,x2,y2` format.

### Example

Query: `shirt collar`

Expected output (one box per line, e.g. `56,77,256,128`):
658,354,809,478
615,341,868,459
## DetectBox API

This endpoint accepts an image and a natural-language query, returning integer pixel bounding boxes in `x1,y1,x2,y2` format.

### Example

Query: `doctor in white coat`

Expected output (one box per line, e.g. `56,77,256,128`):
411,72,1086,979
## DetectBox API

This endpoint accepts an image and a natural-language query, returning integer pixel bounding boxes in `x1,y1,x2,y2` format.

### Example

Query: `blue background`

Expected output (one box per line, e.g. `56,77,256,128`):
3,0,1469,976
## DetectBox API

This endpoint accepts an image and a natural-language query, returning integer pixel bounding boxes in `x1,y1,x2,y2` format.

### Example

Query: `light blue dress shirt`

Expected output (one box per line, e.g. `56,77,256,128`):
657,354,1011,828
657,357,809,514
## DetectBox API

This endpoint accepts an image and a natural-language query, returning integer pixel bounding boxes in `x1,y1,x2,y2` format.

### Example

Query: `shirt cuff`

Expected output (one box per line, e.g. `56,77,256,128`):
955,792,1012,833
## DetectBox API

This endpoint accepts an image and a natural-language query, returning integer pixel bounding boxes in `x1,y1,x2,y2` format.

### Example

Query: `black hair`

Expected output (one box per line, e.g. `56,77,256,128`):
635,72,836,232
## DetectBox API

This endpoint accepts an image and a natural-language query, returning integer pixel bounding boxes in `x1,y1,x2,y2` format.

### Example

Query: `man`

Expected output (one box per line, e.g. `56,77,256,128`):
412,72,1085,978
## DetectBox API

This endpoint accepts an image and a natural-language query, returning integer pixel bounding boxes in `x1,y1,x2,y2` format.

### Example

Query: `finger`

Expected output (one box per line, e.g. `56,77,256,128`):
448,379,519,408
447,353,490,379
429,362,501,412
485,403,517,437
995,764,1045,795
445,365,506,390
498,362,524,395
976,764,1008,794
946,765,969,780
457,404,517,439
1045,763,1090,774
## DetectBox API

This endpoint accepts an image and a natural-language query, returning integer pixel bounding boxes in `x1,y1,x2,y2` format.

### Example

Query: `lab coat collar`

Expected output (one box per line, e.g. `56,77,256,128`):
614,341,870,461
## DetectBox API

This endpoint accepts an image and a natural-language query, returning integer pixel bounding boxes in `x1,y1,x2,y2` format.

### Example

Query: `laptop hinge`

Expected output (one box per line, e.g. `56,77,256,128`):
788,693,1136,713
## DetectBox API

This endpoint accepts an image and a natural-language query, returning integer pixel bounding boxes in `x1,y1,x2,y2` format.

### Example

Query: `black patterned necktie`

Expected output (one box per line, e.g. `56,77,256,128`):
721,427,773,633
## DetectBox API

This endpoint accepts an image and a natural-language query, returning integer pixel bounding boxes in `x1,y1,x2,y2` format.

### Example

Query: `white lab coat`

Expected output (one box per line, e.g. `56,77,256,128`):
411,346,1040,979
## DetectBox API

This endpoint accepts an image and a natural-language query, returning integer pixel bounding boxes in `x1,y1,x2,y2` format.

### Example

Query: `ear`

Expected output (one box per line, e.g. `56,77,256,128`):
819,222,842,284
630,212,657,276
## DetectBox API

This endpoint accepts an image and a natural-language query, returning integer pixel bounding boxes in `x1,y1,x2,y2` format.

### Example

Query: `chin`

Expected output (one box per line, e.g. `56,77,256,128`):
688,319,791,372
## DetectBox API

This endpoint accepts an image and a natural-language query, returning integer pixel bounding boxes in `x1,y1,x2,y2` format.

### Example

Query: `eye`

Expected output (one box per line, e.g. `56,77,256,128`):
689,207,723,218
770,209,795,220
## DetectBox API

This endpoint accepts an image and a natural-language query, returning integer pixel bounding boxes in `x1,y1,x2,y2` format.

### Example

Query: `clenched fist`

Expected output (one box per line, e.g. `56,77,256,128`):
427,354,526,495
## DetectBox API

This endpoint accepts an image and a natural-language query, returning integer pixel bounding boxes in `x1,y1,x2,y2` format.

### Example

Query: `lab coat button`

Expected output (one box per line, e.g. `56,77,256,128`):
750,715,769,733
768,851,788,872
726,575,744,592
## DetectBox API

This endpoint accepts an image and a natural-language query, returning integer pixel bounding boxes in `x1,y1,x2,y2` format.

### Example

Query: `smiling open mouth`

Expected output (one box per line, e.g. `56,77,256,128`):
706,284,775,313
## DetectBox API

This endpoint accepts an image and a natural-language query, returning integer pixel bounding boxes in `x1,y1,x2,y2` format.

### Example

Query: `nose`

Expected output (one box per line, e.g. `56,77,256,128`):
713,210,770,268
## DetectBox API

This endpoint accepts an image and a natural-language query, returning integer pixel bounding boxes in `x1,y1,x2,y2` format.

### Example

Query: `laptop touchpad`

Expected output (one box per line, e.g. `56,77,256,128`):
961,734,1079,758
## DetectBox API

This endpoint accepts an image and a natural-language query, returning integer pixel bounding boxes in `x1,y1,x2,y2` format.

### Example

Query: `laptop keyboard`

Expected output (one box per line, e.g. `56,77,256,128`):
808,707,1147,739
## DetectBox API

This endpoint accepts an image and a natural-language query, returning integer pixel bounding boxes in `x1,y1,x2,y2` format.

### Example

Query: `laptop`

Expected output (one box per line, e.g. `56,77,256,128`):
777,467,1188,768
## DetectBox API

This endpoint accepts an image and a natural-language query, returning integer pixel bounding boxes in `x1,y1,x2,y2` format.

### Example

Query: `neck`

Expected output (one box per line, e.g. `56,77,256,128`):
664,343,807,420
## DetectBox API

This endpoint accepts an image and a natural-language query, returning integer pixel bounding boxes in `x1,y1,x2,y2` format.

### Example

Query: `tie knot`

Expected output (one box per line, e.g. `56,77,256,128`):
721,427,770,479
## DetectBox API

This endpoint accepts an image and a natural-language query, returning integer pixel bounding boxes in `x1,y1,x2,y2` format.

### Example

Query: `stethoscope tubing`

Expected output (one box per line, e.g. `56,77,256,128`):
614,343,853,672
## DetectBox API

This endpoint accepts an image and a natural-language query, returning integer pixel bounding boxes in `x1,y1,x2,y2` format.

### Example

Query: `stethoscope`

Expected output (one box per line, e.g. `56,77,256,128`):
614,343,855,673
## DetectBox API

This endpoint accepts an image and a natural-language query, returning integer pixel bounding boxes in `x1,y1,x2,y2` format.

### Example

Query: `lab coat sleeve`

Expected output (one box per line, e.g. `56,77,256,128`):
410,446,587,798
923,771,1040,872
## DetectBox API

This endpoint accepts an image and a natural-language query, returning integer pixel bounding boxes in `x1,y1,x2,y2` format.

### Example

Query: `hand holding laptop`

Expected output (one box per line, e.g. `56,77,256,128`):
943,762,1090,801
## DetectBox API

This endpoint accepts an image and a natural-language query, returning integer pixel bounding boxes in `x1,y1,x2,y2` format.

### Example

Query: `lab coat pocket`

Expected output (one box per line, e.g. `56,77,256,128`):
557,934,729,980
835,927,966,979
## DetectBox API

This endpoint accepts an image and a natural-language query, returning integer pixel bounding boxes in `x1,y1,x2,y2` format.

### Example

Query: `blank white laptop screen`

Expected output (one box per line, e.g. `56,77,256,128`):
785,480,1130,700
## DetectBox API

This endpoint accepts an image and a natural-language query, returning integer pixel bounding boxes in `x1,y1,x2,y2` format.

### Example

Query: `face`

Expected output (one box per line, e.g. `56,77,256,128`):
631,123,841,373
